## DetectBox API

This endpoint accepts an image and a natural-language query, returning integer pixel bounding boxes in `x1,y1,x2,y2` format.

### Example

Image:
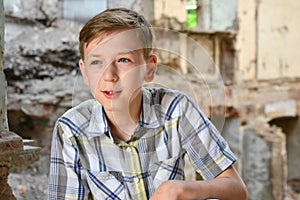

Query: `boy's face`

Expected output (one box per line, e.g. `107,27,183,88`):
79,29,157,113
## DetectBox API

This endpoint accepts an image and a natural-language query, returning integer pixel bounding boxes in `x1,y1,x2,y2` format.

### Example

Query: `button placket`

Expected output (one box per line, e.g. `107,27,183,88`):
126,143,147,199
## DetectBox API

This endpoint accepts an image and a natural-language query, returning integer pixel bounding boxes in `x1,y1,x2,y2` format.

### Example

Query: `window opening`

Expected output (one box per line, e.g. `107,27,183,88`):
184,0,198,28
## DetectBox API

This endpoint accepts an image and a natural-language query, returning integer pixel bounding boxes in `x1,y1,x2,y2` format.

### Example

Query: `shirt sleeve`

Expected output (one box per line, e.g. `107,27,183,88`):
48,122,90,200
178,95,237,180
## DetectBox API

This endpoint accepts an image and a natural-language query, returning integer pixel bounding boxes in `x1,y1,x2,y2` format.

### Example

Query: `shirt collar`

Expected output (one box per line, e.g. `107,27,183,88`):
86,100,109,139
138,87,161,129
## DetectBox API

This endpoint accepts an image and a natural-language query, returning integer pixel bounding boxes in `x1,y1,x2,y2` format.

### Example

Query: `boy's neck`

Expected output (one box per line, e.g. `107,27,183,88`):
105,93,142,141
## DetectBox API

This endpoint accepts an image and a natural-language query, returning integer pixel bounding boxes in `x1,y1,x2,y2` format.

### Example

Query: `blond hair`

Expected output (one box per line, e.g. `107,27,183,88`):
79,8,154,60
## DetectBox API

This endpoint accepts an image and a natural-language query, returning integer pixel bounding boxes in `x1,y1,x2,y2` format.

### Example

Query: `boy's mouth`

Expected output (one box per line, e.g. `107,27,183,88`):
102,90,121,98
104,91,113,94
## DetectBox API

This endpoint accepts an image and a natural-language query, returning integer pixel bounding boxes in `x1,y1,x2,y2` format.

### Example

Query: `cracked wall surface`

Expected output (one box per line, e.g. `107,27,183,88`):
237,0,300,80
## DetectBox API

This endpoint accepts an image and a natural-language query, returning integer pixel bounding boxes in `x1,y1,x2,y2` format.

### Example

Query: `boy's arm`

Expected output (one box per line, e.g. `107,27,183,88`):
48,123,89,200
150,165,247,200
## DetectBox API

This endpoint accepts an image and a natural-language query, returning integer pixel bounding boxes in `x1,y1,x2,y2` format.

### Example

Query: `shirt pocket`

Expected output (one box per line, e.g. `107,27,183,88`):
86,170,128,200
150,154,185,190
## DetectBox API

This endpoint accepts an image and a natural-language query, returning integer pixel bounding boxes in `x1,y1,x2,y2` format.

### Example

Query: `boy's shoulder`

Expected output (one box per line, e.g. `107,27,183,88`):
143,87,189,105
55,99,109,139
58,99,98,123
143,87,186,99
141,87,200,127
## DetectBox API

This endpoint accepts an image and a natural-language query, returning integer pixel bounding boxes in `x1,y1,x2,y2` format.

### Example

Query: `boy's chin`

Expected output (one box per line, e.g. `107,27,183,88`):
103,106,131,116
99,100,129,111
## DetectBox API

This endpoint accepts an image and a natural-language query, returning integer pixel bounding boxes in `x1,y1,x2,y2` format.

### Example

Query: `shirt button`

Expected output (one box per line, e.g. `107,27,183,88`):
133,177,139,183
126,147,131,152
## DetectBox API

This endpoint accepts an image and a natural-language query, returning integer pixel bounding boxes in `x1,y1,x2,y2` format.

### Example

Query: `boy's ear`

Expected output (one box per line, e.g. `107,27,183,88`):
144,55,157,82
79,59,89,85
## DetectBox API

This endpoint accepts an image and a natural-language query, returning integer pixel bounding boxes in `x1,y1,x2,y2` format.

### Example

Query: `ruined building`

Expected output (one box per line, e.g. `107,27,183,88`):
0,0,299,199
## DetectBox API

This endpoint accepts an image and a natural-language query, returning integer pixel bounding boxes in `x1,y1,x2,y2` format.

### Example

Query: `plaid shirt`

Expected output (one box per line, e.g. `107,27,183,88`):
49,87,236,200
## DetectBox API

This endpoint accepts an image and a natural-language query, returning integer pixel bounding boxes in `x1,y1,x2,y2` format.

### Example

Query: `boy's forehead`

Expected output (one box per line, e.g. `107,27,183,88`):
84,29,144,59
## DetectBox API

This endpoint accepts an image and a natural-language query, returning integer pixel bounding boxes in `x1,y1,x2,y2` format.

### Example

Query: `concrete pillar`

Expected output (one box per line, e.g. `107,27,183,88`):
0,1,16,199
242,127,273,200
0,0,8,130
242,123,287,200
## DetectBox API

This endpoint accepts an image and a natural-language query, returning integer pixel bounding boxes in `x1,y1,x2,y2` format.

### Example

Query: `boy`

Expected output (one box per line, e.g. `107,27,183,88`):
49,8,247,200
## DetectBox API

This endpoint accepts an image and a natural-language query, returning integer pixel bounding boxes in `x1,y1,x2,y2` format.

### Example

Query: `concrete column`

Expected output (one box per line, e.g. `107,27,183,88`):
242,127,273,200
242,123,287,200
0,0,8,131
0,1,15,198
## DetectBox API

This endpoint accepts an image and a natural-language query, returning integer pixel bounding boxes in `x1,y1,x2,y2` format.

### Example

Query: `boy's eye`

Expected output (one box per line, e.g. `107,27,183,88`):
118,58,130,63
91,60,102,65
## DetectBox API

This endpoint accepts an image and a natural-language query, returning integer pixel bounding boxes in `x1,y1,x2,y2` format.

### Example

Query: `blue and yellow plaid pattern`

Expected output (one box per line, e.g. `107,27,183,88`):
49,87,236,199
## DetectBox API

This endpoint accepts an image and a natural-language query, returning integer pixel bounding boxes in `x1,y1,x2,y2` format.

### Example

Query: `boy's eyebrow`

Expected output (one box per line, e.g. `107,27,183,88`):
86,49,140,60
117,49,140,55
89,54,101,57
84,53,104,62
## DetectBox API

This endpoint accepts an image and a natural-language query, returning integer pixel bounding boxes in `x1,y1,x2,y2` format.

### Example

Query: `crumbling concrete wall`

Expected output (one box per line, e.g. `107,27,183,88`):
153,0,186,23
235,0,256,81
3,0,85,173
108,0,186,24
4,0,62,25
4,18,85,173
63,0,106,23
236,0,300,81
219,115,290,200
107,0,145,15
197,0,237,31
1,1,40,199
257,0,300,80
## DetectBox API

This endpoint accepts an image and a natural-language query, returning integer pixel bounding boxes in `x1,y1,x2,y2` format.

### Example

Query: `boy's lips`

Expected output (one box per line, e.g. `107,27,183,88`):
101,90,121,98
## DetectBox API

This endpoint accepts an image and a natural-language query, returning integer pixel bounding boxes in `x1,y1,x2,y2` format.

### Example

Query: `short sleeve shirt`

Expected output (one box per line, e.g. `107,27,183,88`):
49,87,236,200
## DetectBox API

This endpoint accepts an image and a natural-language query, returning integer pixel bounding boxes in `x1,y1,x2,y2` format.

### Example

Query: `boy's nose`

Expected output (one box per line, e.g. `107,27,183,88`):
102,62,119,82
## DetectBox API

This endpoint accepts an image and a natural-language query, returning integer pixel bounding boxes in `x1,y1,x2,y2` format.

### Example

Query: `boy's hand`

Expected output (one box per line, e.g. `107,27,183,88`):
150,180,196,200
